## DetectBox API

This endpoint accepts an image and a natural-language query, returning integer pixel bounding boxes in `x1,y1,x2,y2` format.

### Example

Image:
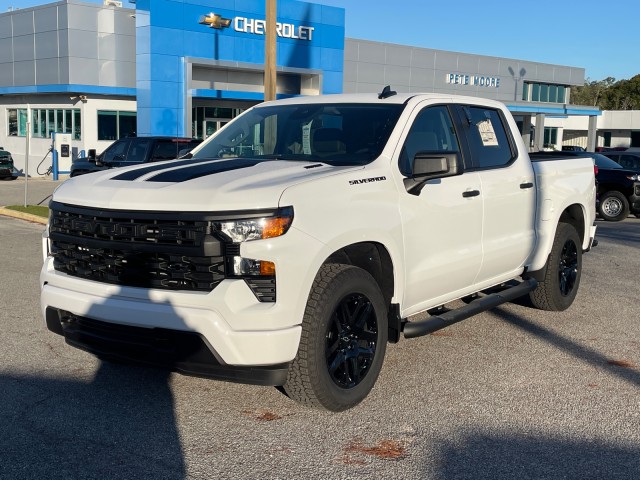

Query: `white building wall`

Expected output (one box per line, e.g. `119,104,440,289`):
1,95,136,176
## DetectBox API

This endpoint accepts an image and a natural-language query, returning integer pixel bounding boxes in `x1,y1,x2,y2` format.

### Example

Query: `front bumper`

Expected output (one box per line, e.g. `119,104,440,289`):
41,257,302,371
45,307,289,385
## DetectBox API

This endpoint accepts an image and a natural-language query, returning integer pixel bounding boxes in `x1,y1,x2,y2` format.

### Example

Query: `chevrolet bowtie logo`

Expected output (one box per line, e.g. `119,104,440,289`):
199,12,231,29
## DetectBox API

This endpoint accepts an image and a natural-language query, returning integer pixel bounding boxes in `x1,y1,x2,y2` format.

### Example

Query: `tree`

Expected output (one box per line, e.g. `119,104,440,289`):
571,75,640,110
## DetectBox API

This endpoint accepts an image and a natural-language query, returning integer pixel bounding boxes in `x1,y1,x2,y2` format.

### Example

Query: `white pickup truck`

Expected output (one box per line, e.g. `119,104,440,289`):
41,89,597,411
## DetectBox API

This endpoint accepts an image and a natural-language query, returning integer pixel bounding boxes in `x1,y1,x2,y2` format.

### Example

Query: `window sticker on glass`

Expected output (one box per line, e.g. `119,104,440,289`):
302,122,312,155
477,119,499,147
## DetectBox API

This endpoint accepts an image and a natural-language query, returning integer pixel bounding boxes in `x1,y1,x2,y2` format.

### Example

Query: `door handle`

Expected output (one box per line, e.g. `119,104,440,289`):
462,190,480,198
520,182,534,189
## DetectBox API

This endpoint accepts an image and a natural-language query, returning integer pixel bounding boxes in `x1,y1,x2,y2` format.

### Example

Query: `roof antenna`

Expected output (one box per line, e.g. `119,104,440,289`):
378,85,397,99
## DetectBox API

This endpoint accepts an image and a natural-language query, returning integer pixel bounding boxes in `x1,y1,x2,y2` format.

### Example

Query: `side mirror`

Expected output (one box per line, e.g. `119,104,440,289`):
88,149,96,161
412,152,461,179
405,152,463,196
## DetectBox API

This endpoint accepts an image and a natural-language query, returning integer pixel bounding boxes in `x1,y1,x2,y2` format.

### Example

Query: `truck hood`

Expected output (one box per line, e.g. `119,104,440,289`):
53,157,361,211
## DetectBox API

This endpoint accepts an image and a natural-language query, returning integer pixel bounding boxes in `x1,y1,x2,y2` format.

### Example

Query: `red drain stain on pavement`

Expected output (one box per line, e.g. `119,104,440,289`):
241,409,283,421
607,359,636,368
344,439,407,460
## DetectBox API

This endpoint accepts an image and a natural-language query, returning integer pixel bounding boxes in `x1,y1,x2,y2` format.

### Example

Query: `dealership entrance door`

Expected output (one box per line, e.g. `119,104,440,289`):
192,105,250,139
203,118,231,138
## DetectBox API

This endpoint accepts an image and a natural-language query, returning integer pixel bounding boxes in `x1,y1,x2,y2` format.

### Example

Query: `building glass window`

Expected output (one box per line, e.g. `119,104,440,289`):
531,84,540,102
97,110,137,140
544,127,558,147
74,110,81,140
28,108,81,139
7,108,29,137
524,82,568,104
557,86,566,103
539,84,549,103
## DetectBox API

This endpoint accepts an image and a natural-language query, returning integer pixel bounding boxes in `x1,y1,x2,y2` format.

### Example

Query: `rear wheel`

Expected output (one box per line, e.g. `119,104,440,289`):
598,191,629,222
529,223,582,311
284,264,387,411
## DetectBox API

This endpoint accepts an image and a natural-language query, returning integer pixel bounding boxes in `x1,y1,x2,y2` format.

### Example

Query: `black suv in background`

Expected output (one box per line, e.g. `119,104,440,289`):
70,137,201,177
533,151,640,221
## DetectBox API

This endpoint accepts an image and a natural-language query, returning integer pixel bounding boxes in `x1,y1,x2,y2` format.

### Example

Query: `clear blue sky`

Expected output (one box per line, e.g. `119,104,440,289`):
2,0,637,82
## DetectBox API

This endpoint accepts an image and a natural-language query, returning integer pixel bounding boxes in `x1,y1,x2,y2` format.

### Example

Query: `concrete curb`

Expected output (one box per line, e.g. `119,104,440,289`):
0,207,48,225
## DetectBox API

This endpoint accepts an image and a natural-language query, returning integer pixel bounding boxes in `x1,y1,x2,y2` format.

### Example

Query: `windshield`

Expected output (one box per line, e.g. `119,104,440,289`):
192,103,404,166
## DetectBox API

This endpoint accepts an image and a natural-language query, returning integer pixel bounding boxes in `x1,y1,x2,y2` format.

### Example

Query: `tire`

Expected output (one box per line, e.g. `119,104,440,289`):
598,191,629,222
529,223,582,311
284,264,388,411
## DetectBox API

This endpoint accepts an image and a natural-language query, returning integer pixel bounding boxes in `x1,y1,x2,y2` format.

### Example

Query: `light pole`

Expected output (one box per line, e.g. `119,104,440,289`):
24,121,30,207
508,66,526,102
264,0,277,101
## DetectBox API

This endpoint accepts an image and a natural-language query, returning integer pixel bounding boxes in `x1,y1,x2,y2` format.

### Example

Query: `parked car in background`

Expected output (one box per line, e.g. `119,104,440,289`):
562,145,585,152
0,149,16,180
537,151,640,221
602,151,640,172
70,137,201,177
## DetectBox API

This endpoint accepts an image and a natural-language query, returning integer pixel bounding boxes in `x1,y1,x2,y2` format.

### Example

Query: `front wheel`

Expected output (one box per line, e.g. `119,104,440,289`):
598,191,629,222
529,223,582,311
284,264,387,411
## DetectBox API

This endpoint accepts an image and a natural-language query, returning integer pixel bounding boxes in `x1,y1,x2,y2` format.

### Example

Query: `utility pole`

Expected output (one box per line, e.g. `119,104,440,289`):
264,0,277,101
24,121,30,207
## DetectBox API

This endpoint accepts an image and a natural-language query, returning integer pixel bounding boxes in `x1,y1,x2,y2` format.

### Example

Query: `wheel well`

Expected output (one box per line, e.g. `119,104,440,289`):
324,242,394,307
559,204,586,241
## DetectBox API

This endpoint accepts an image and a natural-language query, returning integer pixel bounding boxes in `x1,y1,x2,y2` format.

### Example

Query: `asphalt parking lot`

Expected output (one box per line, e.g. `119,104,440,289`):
1,209,639,479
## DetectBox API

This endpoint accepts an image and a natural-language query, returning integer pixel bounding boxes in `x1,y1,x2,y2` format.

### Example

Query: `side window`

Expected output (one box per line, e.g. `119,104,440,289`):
399,106,459,176
151,140,182,161
126,139,153,162
103,139,130,162
620,155,639,169
464,106,514,169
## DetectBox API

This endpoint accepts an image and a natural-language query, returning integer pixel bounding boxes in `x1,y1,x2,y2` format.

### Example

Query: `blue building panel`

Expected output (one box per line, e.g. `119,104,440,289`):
149,26,185,56
320,47,344,73
136,0,346,136
322,70,343,94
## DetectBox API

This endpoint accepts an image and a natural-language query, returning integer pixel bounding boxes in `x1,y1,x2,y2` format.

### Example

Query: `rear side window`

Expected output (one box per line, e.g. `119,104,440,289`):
464,106,514,169
619,154,640,170
152,140,183,160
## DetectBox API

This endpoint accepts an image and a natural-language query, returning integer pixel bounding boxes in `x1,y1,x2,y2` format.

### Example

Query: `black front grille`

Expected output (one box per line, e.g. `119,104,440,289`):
52,241,225,291
50,206,209,248
49,202,277,300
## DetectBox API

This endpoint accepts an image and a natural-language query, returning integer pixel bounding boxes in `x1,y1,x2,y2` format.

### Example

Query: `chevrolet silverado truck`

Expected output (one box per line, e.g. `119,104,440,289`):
41,89,597,411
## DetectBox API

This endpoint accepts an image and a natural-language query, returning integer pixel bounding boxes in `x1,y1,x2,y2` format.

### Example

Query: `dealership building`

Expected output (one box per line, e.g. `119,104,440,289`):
0,0,608,175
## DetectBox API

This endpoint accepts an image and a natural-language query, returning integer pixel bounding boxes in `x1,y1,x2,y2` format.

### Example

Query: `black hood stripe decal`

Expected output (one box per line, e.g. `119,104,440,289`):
145,158,268,183
111,159,200,181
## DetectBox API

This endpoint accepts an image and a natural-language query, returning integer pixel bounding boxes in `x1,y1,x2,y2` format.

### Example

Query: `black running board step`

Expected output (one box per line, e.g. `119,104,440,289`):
403,278,538,339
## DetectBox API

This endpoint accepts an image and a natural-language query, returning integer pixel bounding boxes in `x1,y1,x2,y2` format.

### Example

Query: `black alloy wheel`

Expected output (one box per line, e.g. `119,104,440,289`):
325,293,378,389
558,237,578,296
284,264,387,411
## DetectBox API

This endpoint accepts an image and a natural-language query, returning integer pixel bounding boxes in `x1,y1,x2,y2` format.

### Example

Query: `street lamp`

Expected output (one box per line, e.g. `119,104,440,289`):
508,66,527,102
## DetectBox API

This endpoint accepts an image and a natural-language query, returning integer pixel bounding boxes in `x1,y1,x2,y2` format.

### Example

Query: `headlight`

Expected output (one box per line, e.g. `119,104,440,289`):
626,174,639,181
216,207,293,243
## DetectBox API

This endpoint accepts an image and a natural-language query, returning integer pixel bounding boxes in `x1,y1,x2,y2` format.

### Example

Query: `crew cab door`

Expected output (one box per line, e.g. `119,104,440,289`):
397,104,483,313
453,105,536,284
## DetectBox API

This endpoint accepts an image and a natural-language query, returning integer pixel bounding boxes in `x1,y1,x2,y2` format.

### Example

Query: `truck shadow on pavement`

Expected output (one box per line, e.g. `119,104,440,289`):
0,364,185,479
491,306,640,388
432,432,640,479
